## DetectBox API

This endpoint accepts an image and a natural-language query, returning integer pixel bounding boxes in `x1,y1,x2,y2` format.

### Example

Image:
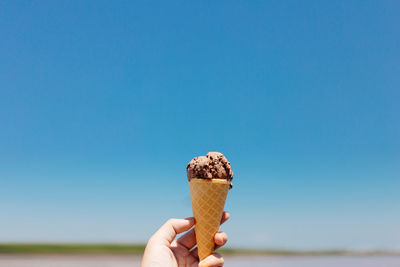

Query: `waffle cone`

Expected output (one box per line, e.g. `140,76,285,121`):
189,178,230,261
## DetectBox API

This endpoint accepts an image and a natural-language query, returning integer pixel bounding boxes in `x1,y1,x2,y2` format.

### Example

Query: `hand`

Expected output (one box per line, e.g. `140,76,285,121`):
141,211,229,267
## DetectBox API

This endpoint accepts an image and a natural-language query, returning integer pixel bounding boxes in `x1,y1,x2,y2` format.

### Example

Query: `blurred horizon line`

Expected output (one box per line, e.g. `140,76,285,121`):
0,243,399,256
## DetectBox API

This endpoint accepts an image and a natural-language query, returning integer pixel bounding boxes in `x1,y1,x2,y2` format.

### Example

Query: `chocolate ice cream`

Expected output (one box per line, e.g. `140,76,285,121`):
187,152,233,188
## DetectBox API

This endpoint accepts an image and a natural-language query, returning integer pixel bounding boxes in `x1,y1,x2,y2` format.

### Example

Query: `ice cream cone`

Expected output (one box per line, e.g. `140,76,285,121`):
189,178,230,261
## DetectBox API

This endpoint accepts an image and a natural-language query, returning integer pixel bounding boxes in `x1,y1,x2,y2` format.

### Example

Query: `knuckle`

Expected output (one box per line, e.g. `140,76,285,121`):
166,218,177,225
148,234,157,244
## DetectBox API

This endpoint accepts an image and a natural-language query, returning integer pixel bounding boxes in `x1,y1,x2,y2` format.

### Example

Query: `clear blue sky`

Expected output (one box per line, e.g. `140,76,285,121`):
1,1,399,250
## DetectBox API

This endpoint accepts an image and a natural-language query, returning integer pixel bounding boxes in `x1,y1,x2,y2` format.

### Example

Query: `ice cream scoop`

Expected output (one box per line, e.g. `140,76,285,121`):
187,152,233,187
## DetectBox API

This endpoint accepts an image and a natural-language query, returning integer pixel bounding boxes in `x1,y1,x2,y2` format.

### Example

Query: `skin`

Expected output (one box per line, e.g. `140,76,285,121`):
141,212,230,267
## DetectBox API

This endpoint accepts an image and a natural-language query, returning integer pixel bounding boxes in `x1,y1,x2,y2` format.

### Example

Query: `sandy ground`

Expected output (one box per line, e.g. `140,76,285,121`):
0,255,142,267
1,254,400,267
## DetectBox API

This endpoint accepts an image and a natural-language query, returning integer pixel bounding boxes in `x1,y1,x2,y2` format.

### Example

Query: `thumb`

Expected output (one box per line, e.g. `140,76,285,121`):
152,217,195,245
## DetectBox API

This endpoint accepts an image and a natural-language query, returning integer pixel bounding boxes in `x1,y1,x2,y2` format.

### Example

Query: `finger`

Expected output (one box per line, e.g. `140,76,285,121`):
190,231,228,259
177,211,230,250
220,211,230,224
214,232,228,247
151,217,195,244
199,253,224,267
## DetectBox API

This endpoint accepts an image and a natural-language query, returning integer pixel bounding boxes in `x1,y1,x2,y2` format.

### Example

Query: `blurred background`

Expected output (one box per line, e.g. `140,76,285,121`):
0,1,399,266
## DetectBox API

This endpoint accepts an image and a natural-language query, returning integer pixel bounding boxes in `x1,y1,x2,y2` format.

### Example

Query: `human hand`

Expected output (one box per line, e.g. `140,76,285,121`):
141,211,229,267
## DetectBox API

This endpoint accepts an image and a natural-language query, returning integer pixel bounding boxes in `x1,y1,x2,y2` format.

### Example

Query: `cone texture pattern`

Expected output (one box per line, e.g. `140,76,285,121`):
189,178,230,261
